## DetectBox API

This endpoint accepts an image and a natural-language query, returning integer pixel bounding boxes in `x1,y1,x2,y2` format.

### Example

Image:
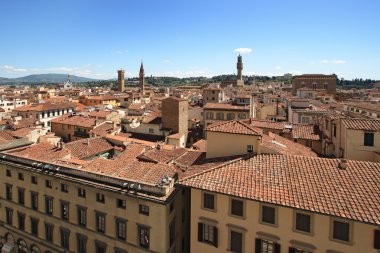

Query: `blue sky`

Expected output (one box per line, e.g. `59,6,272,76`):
0,0,379,79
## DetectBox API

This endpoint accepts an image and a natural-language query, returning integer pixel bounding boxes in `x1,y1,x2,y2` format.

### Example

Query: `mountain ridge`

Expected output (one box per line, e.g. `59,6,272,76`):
0,74,100,84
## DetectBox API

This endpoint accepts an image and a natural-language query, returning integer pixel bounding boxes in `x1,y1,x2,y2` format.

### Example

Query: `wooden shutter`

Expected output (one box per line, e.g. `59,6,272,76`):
375,230,380,249
198,223,203,242
289,247,296,253
213,226,218,247
255,238,261,253
274,243,281,253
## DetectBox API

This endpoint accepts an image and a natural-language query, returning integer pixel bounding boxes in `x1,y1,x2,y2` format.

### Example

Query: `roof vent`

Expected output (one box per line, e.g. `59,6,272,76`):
338,159,348,170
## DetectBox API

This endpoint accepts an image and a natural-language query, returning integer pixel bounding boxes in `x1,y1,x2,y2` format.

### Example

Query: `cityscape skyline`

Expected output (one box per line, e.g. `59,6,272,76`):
0,0,379,80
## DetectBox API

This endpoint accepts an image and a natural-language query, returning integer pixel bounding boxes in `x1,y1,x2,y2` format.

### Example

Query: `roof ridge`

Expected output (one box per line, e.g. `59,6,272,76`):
179,156,244,182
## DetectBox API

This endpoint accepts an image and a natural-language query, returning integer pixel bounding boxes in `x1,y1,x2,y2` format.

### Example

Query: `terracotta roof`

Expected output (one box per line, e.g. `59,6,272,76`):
260,133,317,157
342,118,380,131
206,120,262,136
0,131,16,142
13,101,76,112
11,142,71,161
88,110,112,119
11,118,35,130
180,155,380,225
91,122,117,137
203,102,250,111
51,115,98,128
292,125,320,140
192,139,207,152
11,128,36,138
64,137,113,159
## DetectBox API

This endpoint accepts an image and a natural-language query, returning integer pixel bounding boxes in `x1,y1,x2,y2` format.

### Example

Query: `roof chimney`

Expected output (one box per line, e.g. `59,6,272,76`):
338,159,348,170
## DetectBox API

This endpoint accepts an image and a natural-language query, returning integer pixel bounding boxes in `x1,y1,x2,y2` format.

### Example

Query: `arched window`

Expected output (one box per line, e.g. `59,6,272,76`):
312,83,317,90
206,112,214,119
301,82,306,88
323,82,328,89
238,113,247,119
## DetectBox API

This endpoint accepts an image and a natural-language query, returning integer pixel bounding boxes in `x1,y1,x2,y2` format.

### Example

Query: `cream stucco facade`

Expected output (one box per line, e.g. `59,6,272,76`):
189,188,380,253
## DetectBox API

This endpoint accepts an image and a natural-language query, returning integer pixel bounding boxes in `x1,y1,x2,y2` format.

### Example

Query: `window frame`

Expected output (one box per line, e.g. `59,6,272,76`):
293,210,314,235
95,211,106,233
259,204,278,227
137,224,150,249
329,218,353,245
115,218,127,241
228,226,245,253
202,191,216,211
364,132,374,147
229,197,245,218
77,206,87,227
139,204,149,216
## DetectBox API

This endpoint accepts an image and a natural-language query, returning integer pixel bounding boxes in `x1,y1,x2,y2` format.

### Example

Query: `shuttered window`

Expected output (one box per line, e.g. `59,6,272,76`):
197,222,218,247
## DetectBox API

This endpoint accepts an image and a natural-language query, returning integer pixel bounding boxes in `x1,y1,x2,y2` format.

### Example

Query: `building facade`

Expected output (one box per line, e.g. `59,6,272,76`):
292,74,337,96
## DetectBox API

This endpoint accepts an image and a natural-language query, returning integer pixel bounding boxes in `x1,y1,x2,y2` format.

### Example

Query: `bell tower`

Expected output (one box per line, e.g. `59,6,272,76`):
117,69,125,92
237,54,243,80
139,62,145,94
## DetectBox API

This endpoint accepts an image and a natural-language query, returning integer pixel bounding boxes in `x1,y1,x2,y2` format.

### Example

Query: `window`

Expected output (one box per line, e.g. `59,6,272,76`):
5,207,13,225
95,241,107,253
77,234,87,253
45,180,52,188
5,184,12,200
323,83,328,90
116,219,127,240
169,219,175,246
230,230,243,253
30,217,39,236
206,112,214,119
333,124,337,137
230,198,244,217
295,212,311,233
31,192,38,210
216,112,224,120
238,113,246,119
261,205,276,225
77,207,87,227
45,196,53,215
247,145,254,153
139,204,149,215
6,169,11,177
138,225,150,249
60,228,70,250
375,230,380,249
312,83,317,90
227,113,235,120
364,132,374,146
289,248,312,253
96,193,105,203
17,188,25,205
116,199,126,209
18,212,25,230
198,223,218,246
78,188,86,198
96,212,106,233
61,201,69,220
203,192,215,210
255,238,281,253
61,183,68,193
45,223,54,242
18,173,24,180
31,176,38,184
149,128,154,133
332,220,350,242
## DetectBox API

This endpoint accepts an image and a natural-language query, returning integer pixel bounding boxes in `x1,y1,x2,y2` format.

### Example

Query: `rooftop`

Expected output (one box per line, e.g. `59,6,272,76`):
180,155,380,225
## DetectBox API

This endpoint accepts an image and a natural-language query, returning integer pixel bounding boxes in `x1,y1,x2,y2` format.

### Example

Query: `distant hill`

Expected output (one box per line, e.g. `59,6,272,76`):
0,74,99,84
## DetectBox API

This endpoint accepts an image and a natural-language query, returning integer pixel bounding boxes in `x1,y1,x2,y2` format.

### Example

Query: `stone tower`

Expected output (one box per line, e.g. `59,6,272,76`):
139,62,145,94
237,54,243,80
117,69,125,92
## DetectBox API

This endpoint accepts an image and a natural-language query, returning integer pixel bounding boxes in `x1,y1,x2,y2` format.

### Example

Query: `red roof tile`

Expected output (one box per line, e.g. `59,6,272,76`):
181,155,380,225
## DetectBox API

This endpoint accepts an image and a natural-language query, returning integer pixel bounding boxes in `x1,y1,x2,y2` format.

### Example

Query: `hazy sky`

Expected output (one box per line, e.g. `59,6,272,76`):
0,0,379,79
